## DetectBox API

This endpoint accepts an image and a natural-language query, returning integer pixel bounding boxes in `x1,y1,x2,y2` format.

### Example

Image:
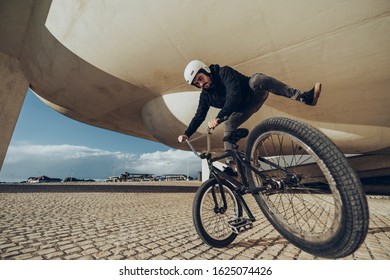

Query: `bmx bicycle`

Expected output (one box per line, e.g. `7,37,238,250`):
186,117,369,258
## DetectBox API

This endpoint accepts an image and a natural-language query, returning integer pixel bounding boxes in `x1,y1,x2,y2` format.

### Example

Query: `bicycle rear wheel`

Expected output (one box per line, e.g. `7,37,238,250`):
246,117,369,258
192,178,242,248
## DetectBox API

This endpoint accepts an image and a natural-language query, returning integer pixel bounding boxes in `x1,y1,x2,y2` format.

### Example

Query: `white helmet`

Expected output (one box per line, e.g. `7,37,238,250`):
184,60,211,85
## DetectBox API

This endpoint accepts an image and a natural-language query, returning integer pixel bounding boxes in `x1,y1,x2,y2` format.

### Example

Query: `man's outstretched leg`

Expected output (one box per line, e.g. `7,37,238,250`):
249,73,322,106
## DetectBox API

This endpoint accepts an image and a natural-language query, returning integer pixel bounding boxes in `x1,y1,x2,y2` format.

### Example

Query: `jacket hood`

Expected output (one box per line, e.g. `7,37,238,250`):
209,64,220,75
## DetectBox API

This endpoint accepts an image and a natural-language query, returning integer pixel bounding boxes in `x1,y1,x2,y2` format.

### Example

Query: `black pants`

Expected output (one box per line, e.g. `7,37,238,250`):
223,73,302,151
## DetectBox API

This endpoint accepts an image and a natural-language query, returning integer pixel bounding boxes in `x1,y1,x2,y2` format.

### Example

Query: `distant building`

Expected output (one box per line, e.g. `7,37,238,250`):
27,176,62,183
107,173,154,182
120,172,153,182
106,173,194,182
158,174,193,181
106,176,120,182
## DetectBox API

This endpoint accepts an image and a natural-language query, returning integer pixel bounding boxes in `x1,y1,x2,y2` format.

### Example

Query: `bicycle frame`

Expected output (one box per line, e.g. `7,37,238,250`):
186,131,270,223
207,149,270,193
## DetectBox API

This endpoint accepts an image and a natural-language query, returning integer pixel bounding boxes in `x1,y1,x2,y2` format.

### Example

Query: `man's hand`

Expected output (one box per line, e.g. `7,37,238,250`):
178,134,188,143
208,118,220,129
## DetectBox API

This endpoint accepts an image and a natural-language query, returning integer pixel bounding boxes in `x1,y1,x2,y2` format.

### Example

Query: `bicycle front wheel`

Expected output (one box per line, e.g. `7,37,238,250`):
192,178,242,248
246,117,369,258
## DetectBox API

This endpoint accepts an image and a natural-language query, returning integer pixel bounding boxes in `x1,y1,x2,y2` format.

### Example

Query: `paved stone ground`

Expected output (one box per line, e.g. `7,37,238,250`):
0,185,389,260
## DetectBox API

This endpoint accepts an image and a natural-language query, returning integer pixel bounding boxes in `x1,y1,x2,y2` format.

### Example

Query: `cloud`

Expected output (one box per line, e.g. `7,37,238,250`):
0,143,201,182
132,149,200,176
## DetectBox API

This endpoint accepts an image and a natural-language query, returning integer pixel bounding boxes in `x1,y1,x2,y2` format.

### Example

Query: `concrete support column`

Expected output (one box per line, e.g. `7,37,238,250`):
0,52,29,170
202,158,225,182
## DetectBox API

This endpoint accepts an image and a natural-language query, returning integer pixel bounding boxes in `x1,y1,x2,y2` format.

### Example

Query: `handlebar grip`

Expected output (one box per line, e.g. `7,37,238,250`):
207,116,228,134
200,152,211,160
217,116,229,124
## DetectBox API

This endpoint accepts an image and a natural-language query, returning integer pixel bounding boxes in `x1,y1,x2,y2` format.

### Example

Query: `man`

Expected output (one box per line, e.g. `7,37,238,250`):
177,60,321,174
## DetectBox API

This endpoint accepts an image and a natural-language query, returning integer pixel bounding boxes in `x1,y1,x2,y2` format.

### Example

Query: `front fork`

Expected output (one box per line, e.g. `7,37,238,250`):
209,171,229,215
210,170,256,222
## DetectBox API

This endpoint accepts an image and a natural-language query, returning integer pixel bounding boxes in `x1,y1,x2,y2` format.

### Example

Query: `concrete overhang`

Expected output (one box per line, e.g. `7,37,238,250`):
0,0,389,161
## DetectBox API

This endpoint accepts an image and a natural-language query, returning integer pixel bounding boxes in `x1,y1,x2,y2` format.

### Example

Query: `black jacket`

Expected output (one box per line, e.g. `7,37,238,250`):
184,64,252,138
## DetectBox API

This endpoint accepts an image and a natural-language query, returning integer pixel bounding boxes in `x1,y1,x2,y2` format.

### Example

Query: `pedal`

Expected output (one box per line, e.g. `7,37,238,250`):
227,218,253,234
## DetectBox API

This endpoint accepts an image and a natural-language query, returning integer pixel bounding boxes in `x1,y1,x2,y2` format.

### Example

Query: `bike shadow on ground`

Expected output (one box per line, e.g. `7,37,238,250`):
229,227,390,250
368,226,390,234
228,236,289,249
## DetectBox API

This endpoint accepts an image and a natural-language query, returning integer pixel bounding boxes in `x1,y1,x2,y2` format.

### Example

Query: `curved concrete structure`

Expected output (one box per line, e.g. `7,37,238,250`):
0,0,389,174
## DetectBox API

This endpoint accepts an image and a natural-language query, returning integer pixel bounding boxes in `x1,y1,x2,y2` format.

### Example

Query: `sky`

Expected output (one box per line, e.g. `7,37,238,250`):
0,89,202,182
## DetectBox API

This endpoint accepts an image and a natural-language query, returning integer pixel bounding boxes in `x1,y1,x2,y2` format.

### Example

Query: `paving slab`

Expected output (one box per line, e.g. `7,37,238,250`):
0,184,389,260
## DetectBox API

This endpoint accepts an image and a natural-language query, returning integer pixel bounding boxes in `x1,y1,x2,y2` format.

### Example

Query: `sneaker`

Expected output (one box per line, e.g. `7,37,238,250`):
223,166,238,177
299,82,322,106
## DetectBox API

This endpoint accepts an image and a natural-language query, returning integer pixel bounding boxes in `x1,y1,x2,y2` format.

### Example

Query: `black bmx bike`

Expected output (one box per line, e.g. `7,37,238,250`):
186,117,369,258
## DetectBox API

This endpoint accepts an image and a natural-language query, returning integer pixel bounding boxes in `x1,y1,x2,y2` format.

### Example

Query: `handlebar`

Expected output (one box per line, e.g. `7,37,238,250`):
184,116,228,159
186,127,214,159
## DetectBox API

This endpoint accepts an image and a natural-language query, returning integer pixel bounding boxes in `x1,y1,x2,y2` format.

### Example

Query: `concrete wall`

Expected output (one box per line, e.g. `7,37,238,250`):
0,52,29,170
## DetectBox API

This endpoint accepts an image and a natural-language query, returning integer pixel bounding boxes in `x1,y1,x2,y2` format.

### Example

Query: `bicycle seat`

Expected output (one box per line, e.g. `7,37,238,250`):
223,128,249,144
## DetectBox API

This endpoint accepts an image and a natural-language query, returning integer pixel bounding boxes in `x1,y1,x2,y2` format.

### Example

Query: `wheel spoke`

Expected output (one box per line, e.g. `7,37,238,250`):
250,130,342,242
198,183,240,241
